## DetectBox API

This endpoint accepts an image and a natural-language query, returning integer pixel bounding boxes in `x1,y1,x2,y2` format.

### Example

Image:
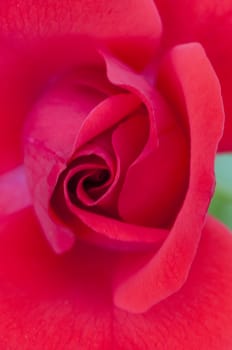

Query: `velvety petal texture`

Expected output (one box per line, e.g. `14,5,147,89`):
113,43,224,312
0,0,162,173
0,1,232,349
155,0,232,151
0,0,162,67
0,210,232,349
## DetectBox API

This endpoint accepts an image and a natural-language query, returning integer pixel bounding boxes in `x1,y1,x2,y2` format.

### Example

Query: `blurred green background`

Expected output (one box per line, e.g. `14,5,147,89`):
209,153,232,229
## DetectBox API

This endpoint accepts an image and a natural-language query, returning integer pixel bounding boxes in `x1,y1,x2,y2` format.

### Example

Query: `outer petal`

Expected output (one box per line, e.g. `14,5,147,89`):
0,38,104,174
113,43,224,313
0,210,232,349
0,208,115,349
155,0,232,151
0,0,162,68
0,0,162,172
115,216,232,349
24,72,107,252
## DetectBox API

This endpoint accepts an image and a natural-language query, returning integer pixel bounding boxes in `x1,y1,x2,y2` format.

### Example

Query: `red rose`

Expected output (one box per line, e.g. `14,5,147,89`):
0,1,232,349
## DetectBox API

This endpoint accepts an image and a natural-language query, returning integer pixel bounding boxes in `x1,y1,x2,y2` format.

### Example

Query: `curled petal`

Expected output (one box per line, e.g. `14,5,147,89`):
113,43,224,313
66,206,169,251
156,0,232,151
24,64,145,252
0,211,231,348
116,94,188,228
75,93,141,149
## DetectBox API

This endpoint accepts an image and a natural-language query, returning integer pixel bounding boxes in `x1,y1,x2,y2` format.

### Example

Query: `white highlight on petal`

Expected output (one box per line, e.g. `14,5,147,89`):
0,165,31,216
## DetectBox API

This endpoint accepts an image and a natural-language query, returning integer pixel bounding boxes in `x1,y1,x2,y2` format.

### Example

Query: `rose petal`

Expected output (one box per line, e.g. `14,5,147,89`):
24,83,144,251
24,133,76,253
23,72,108,252
0,207,115,348
0,165,31,217
75,93,141,149
102,53,189,227
72,104,149,215
102,51,162,178
0,211,232,348
0,0,162,69
65,161,112,207
0,46,40,174
0,37,104,174
112,106,149,174
24,74,106,161
155,0,232,151
114,216,232,349
0,0,162,171
62,145,117,213
117,93,188,227
52,171,169,251
69,207,169,251
113,43,224,313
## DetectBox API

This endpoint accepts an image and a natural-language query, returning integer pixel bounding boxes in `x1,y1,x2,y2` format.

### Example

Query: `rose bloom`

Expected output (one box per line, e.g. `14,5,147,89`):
0,1,232,349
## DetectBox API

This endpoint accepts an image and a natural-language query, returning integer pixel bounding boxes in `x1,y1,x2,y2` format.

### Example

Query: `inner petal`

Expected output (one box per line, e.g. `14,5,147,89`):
118,94,189,228
83,168,111,196
66,163,112,206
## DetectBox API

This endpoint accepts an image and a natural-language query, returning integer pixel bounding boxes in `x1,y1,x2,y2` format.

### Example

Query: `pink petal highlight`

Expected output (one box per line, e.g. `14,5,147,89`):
0,165,31,217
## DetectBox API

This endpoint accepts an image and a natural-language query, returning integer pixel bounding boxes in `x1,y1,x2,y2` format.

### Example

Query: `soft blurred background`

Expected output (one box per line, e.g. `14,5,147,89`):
209,153,232,229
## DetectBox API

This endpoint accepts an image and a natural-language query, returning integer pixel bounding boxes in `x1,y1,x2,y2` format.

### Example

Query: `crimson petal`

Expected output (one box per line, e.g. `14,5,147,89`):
113,43,224,313
0,211,232,348
155,0,232,151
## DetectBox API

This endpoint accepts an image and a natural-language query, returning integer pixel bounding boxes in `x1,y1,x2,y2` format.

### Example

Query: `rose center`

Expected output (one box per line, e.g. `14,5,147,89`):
83,169,110,190
67,167,111,204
